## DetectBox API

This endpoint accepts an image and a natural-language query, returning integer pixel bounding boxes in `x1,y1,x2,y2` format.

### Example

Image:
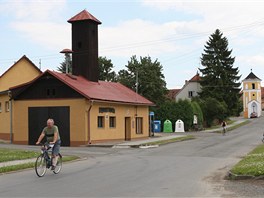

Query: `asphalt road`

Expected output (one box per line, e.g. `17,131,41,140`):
0,117,263,197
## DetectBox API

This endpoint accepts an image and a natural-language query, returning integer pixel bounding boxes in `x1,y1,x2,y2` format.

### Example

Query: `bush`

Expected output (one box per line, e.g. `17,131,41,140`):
191,101,203,129
154,99,194,131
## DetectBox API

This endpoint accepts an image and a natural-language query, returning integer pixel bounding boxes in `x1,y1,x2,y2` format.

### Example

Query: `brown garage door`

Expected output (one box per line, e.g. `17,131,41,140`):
28,106,70,146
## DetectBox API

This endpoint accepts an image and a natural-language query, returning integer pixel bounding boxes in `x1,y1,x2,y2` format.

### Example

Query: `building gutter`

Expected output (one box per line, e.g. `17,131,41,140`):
87,100,94,144
8,91,13,144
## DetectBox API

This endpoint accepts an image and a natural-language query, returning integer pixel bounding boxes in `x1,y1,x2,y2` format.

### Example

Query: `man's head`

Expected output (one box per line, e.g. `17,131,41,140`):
47,119,54,128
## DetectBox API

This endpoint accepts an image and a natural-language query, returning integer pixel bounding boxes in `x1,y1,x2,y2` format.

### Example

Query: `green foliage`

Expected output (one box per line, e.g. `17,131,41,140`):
154,99,194,131
199,29,241,116
198,97,228,127
117,55,167,105
98,56,117,82
57,53,72,73
191,101,203,128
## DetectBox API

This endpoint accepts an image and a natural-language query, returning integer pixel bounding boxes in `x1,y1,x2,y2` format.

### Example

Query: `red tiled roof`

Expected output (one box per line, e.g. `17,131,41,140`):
166,89,180,100
189,73,200,82
0,55,41,78
68,9,101,24
10,70,154,106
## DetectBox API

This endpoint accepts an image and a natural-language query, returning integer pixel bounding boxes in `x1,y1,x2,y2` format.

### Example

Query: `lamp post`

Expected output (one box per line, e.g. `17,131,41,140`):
60,49,73,74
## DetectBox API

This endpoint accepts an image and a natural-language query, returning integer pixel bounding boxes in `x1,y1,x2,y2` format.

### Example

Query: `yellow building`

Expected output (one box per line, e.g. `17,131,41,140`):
0,56,41,141
242,71,262,118
3,10,154,146
10,70,153,146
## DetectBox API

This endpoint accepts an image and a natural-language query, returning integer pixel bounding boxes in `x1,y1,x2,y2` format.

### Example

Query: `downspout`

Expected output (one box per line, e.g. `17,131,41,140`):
87,100,94,144
8,91,13,144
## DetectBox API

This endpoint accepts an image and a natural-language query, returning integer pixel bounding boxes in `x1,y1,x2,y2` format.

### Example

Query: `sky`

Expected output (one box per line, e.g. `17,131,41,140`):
1,0,264,89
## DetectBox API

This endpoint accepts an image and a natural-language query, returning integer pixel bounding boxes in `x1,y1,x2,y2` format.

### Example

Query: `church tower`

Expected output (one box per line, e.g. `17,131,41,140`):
242,71,262,118
68,10,101,82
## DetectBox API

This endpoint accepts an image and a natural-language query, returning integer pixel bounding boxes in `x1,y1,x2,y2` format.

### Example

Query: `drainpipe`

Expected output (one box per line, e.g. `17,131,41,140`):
87,100,94,144
8,91,12,144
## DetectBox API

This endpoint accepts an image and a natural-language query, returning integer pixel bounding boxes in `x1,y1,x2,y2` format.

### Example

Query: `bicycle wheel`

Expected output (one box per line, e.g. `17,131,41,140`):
35,154,47,177
53,154,62,174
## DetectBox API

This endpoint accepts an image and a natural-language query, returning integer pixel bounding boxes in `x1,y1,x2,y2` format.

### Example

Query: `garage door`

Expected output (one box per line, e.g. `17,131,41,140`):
28,107,70,146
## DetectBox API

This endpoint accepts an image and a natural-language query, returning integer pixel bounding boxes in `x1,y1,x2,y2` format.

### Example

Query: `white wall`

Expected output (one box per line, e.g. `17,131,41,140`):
175,82,201,101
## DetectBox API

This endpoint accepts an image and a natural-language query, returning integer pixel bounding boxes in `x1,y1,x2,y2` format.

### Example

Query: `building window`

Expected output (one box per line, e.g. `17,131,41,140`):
98,116,104,128
46,88,56,97
5,101,10,112
188,91,194,98
0,102,2,113
109,116,116,128
252,83,255,89
78,42,82,49
136,117,143,134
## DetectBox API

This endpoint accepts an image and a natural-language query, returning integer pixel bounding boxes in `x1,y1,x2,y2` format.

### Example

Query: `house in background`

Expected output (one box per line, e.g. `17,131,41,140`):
8,10,153,146
242,71,262,118
0,56,42,141
168,73,201,101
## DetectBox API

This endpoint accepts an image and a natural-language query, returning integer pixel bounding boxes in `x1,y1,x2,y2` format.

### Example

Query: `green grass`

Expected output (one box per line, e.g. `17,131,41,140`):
0,148,39,162
230,144,264,177
0,155,80,174
141,135,195,146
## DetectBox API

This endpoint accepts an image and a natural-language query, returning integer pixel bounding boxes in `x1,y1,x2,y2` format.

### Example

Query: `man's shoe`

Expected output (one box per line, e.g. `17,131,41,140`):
51,166,56,170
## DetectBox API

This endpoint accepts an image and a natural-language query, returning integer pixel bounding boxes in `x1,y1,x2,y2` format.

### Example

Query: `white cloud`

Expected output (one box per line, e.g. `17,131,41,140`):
0,0,69,51
11,21,70,51
99,19,183,57
0,0,66,21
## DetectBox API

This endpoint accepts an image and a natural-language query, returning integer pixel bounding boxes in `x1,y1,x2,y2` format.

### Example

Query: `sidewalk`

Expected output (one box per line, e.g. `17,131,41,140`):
90,117,248,148
201,118,247,133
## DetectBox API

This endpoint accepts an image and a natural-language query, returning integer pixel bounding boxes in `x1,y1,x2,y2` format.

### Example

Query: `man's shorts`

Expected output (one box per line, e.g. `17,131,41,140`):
52,140,61,155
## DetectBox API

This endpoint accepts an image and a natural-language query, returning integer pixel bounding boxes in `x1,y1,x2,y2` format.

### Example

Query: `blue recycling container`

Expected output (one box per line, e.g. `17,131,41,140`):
153,120,161,132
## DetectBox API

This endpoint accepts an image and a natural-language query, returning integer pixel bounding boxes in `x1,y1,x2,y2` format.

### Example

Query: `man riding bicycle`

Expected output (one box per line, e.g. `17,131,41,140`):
36,119,61,170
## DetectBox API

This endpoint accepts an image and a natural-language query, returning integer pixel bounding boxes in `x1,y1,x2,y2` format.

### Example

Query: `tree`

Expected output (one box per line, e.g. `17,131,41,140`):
98,56,117,82
118,55,167,105
199,97,228,127
57,53,72,73
199,29,241,115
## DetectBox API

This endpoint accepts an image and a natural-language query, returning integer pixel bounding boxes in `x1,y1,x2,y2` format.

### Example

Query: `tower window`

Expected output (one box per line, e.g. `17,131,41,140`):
78,42,82,49
252,83,255,89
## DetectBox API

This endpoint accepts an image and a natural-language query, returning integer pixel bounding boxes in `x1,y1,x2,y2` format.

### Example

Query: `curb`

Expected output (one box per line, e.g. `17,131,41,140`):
227,171,264,180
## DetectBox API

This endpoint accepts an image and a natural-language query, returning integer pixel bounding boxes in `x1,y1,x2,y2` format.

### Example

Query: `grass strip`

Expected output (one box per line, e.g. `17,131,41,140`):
141,135,195,146
0,148,39,162
0,156,79,174
230,144,264,177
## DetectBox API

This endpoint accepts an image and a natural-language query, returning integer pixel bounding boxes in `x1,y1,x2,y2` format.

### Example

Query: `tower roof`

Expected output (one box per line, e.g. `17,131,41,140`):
68,9,101,24
244,72,261,81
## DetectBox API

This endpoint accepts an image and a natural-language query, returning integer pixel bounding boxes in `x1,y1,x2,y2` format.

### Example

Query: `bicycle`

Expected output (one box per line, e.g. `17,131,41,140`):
222,126,226,136
35,143,62,177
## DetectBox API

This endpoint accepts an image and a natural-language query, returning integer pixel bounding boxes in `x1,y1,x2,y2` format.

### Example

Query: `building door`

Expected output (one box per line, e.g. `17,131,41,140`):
125,117,131,141
28,106,70,146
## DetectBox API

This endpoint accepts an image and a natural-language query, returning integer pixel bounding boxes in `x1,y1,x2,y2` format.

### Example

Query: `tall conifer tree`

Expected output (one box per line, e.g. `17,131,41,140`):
199,29,241,115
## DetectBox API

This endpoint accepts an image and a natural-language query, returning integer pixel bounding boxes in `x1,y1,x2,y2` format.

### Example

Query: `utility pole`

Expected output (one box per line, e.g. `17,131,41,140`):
39,59,41,70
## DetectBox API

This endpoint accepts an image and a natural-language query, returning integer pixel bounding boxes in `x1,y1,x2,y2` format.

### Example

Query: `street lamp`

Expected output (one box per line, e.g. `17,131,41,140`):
60,49,73,74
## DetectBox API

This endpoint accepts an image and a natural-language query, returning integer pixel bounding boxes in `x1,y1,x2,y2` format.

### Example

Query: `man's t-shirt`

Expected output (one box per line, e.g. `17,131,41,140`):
42,125,60,143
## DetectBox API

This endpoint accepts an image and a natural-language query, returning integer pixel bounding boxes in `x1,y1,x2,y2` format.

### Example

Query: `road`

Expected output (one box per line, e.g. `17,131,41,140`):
0,117,263,197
